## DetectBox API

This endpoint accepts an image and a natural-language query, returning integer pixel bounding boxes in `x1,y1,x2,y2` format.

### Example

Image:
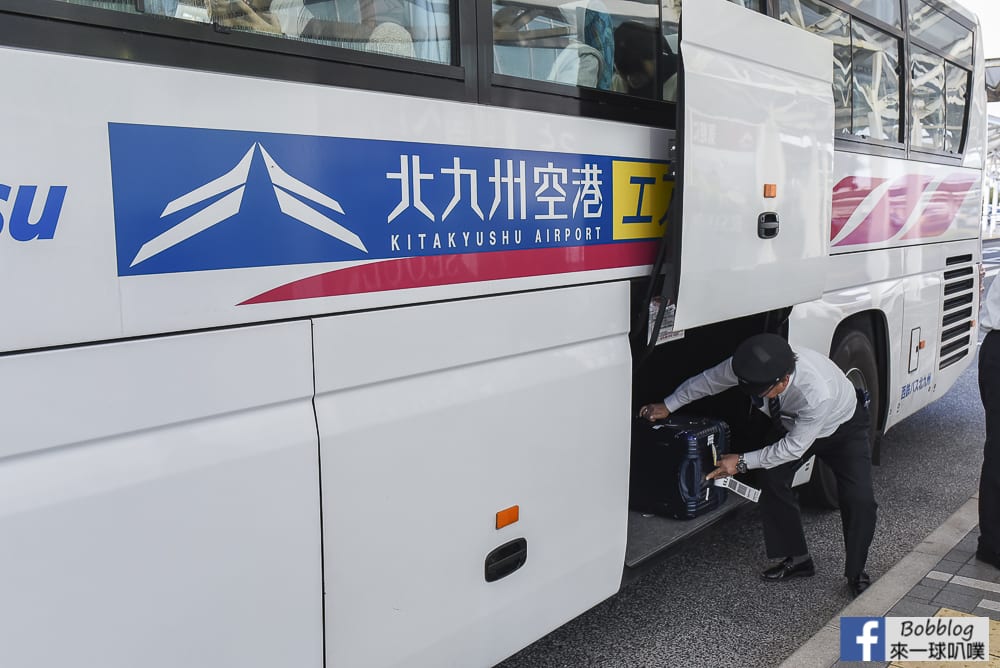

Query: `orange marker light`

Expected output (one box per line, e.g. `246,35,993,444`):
763,184,777,198
496,505,519,530
919,340,926,350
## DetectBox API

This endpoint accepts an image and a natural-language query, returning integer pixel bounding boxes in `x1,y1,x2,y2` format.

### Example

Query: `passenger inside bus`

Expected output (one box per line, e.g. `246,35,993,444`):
613,20,677,101
298,0,428,60
209,0,282,34
546,3,615,90
138,0,444,63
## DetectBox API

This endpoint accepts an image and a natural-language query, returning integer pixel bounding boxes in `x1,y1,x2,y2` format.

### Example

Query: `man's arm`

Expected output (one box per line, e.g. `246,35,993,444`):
744,400,830,469
639,357,737,421
664,357,739,412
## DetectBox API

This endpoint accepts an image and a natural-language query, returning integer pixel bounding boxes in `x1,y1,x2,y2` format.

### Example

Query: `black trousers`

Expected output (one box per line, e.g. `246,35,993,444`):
979,330,1000,555
757,397,877,579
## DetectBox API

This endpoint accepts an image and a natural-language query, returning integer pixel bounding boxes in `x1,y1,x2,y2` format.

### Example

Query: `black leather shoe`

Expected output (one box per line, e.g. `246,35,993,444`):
976,548,1000,569
761,557,815,581
848,572,872,598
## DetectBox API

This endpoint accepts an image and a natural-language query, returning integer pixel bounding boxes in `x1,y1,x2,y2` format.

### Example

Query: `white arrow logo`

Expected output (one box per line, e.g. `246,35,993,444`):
130,143,367,267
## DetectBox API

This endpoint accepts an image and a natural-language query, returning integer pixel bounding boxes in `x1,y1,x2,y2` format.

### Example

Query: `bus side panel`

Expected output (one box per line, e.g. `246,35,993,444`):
0,323,322,668
789,238,980,432
0,45,670,355
674,0,834,330
313,283,631,668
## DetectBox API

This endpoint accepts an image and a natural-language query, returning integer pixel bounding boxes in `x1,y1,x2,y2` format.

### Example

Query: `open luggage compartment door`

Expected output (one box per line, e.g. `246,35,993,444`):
671,0,834,331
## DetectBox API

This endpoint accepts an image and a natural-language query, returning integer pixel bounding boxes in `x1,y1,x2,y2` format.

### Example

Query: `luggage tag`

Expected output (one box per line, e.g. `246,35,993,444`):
705,440,719,502
713,476,761,503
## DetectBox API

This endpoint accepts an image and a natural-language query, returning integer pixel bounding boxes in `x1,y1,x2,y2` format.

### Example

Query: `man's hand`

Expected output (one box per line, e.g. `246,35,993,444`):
638,403,670,422
706,454,740,480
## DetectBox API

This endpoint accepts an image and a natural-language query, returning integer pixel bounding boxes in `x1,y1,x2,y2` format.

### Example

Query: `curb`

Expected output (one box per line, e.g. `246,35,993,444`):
777,495,981,668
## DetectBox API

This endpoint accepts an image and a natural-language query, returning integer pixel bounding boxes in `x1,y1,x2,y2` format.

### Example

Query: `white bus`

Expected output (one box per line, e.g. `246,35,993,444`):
0,0,986,666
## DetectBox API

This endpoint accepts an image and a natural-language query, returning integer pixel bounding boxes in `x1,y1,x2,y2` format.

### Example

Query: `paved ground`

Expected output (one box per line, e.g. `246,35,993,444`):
782,498,1000,668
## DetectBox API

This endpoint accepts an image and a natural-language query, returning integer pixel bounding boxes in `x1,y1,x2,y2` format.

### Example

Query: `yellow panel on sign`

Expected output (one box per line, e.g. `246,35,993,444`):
612,160,673,241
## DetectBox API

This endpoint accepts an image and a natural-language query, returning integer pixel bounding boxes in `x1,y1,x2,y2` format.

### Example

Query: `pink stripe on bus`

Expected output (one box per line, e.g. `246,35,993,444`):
831,176,886,240
898,173,978,241
835,174,931,246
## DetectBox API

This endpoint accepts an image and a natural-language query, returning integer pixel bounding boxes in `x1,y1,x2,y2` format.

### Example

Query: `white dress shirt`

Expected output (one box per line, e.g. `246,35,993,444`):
662,346,858,469
270,0,314,36
982,278,1000,332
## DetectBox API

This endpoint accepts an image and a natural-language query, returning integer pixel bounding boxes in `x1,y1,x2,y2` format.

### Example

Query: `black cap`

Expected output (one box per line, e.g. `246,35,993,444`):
732,334,795,395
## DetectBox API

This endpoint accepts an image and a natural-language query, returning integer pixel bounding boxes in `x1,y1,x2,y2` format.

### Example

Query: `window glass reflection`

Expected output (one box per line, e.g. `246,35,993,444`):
777,0,853,137
492,0,760,101
841,0,900,29
907,0,971,64
987,63,1000,104
492,1,680,100
911,46,946,150
851,20,899,142
944,62,968,153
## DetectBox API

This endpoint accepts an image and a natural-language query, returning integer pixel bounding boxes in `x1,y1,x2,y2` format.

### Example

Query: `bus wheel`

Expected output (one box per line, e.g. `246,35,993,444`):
799,327,880,510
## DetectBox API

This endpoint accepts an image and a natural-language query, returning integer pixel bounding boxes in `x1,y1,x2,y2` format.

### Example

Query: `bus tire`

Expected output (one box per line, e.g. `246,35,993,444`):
798,326,880,510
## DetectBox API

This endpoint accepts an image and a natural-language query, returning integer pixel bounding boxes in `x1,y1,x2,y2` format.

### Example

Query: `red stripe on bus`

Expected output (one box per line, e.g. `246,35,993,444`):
239,241,661,305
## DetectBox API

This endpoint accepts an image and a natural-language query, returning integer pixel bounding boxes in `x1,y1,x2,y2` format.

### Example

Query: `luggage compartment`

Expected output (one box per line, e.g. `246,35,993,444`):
625,310,783,574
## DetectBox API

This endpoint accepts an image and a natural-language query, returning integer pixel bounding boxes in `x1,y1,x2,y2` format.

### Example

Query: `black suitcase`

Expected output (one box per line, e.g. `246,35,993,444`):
629,415,730,519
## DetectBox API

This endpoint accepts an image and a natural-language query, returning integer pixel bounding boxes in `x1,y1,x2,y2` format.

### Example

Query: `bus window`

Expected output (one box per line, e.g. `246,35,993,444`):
145,0,211,22
724,0,765,10
905,0,971,154
53,0,143,14
906,0,972,65
850,19,900,142
987,60,1000,104
776,0,853,137
54,0,453,64
298,1,452,63
910,46,946,150
944,61,968,153
910,48,969,154
840,0,901,29
492,1,639,95
779,0,903,144
490,1,672,101
491,0,759,100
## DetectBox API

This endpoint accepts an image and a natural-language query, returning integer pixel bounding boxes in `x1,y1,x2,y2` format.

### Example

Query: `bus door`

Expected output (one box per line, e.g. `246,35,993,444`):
671,0,835,331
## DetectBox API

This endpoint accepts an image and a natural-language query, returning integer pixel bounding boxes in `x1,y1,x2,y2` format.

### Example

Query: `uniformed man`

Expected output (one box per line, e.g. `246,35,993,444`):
977,278,1000,569
638,333,878,597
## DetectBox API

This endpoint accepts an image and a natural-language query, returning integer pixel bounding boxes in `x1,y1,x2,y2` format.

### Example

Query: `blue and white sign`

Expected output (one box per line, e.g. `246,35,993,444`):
109,124,666,277
841,617,885,661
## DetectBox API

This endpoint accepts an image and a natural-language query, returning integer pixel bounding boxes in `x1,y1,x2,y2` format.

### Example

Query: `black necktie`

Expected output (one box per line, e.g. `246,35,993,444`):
753,394,782,425
768,396,782,429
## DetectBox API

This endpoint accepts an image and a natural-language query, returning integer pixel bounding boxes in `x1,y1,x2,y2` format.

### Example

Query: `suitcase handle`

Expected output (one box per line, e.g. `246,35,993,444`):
679,459,699,499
